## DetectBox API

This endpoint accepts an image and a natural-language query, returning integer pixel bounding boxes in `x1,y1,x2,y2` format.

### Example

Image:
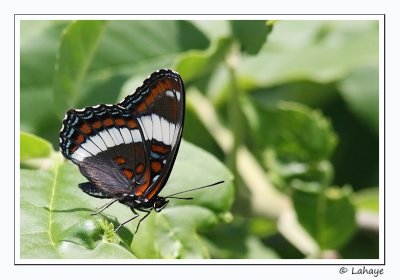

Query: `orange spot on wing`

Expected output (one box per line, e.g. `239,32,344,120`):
134,77,180,114
103,118,113,126
92,121,102,129
133,168,151,196
151,144,170,154
151,161,162,173
122,168,134,180
135,163,144,174
146,181,165,201
69,144,78,153
80,123,91,134
114,156,127,165
145,93,155,106
115,118,125,126
76,134,85,145
136,102,147,113
127,119,137,129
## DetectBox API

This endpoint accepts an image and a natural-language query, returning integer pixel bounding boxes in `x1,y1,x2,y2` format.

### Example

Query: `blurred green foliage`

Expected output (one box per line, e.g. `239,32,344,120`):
20,19,379,259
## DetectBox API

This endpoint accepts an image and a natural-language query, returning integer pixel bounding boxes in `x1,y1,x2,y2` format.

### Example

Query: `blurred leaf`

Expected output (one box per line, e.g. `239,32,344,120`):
20,132,56,170
190,21,231,41
53,20,107,117
230,20,272,55
20,20,69,88
246,101,337,162
243,100,337,189
239,21,378,86
243,236,280,258
338,66,379,134
175,37,233,82
251,81,337,109
339,230,379,259
204,220,279,259
249,217,277,238
352,187,379,212
20,138,234,259
20,21,69,137
292,185,356,250
177,20,210,50
182,104,225,160
20,131,52,161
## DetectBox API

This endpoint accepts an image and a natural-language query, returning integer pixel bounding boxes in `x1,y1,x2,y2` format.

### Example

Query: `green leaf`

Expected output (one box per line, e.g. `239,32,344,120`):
175,37,233,82
230,20,273,55
53,20,107,118
292,184,356,250
338,65,379,134
247,101,337,162
204,219,279,259
20,21,69,137
244,100,337,189
20,131,53,161
20,139,234,259
239,20,378,86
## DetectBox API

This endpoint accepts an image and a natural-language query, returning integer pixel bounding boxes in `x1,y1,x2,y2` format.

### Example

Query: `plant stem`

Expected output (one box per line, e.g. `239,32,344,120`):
226,43,242,181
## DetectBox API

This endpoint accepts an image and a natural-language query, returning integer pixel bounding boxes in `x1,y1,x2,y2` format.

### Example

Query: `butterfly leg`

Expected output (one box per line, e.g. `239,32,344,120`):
114,209,140,232
91,198,119,216
134,209,152,234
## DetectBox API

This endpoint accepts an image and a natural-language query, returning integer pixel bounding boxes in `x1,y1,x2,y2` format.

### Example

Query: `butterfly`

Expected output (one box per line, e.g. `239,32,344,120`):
59,69,222,232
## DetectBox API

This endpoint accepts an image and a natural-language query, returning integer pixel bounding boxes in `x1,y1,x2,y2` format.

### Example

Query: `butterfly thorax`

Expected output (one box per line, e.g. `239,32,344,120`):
119,194,169,212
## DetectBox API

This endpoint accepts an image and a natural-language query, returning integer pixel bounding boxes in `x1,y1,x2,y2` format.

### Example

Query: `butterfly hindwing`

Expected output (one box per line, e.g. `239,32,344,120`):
60,104,150,196
79,182,113,199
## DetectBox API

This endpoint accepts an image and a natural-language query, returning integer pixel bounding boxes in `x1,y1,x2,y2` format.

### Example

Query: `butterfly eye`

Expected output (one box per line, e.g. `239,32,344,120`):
154,198,168,212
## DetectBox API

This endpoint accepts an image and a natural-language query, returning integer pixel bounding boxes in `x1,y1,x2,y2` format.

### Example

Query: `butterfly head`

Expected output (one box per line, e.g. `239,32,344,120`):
153,197,169,212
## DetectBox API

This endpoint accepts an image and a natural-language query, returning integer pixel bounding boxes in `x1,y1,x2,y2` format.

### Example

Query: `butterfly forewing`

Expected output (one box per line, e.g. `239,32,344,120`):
120,69,185,201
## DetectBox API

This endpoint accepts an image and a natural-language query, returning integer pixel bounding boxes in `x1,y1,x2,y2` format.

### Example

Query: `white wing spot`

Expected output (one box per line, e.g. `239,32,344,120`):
99,130,115,147
72,147,92,161
131,129,142,143
89,134,107,151
120,127,133,144
139,115,153,140
81,139,102,155
165,90,175,98
152,114,162,142
169,122,176,145
161,117,171,145
108,127,124,146
152,174,160,183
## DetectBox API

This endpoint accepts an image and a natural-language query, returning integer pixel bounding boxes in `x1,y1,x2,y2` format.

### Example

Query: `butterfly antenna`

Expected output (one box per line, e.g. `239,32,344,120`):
164,180,224,199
